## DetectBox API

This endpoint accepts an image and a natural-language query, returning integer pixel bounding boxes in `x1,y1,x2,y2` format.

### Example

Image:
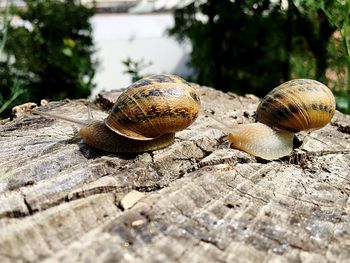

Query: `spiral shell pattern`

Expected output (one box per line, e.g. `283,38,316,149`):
256,79,336,133
105,74,201,140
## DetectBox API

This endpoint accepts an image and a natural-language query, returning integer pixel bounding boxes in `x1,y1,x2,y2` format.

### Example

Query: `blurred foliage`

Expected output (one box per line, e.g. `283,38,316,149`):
320,0,350,113
0,0,96,118
0,80,28,115
0,0,28,116
169,0,288,96
169,0,350,114
122,57,152,83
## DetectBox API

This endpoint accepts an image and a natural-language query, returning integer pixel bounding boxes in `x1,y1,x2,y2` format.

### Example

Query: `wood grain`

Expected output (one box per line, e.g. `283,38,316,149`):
0,85,349,262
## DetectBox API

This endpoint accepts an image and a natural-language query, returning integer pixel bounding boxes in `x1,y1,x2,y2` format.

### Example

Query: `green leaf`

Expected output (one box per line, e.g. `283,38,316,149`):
62,47,73,57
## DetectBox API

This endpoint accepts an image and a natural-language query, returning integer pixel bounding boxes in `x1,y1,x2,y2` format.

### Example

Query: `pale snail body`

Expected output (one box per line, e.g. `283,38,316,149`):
228,123,295,160
227,79,336,160
35,74,201,153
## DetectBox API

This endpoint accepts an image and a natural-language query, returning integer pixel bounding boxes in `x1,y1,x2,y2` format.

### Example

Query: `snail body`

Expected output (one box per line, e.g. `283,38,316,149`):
79,120,176,152
227,122,295,161
226,79,336,160
34,74,200,153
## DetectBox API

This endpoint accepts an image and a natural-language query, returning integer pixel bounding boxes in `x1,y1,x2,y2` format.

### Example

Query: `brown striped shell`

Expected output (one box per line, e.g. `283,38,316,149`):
256,79,336,133
105,74,201,140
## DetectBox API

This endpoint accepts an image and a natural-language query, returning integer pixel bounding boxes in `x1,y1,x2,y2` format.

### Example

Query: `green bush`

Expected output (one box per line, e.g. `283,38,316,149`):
169,0,349,115
169,0,288,96
0,0,96,118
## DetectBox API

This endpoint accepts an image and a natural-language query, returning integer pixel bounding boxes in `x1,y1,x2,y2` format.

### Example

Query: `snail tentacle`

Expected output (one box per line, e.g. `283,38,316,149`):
32,110,88,126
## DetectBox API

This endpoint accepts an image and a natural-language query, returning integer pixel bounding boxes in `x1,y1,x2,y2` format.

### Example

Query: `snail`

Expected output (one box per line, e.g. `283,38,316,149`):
33,74,201,153
216,79,336,160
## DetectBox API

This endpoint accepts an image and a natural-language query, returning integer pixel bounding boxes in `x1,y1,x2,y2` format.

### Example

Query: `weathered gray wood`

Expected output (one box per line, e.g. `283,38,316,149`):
0,85,350,263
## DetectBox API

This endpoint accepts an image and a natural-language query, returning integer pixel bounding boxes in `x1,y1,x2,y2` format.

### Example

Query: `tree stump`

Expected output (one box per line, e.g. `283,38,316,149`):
0,85,349,262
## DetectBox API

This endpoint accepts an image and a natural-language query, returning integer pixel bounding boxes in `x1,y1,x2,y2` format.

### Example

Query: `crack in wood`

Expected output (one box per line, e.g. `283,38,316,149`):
23,196,33,216
234,188,269,204
331,121,350,134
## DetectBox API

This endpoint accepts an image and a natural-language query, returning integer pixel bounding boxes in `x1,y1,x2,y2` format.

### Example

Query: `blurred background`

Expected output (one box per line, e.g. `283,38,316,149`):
0,0,349,118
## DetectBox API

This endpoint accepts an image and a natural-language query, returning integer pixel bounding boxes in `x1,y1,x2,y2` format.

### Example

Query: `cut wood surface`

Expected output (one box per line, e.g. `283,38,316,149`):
0,85,350,263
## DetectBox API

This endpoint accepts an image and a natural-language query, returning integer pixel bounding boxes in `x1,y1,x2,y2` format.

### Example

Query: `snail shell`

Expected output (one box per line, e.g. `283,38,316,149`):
105,74,200,140
34,74,201,153
256,79,336,132
226,79,336,160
